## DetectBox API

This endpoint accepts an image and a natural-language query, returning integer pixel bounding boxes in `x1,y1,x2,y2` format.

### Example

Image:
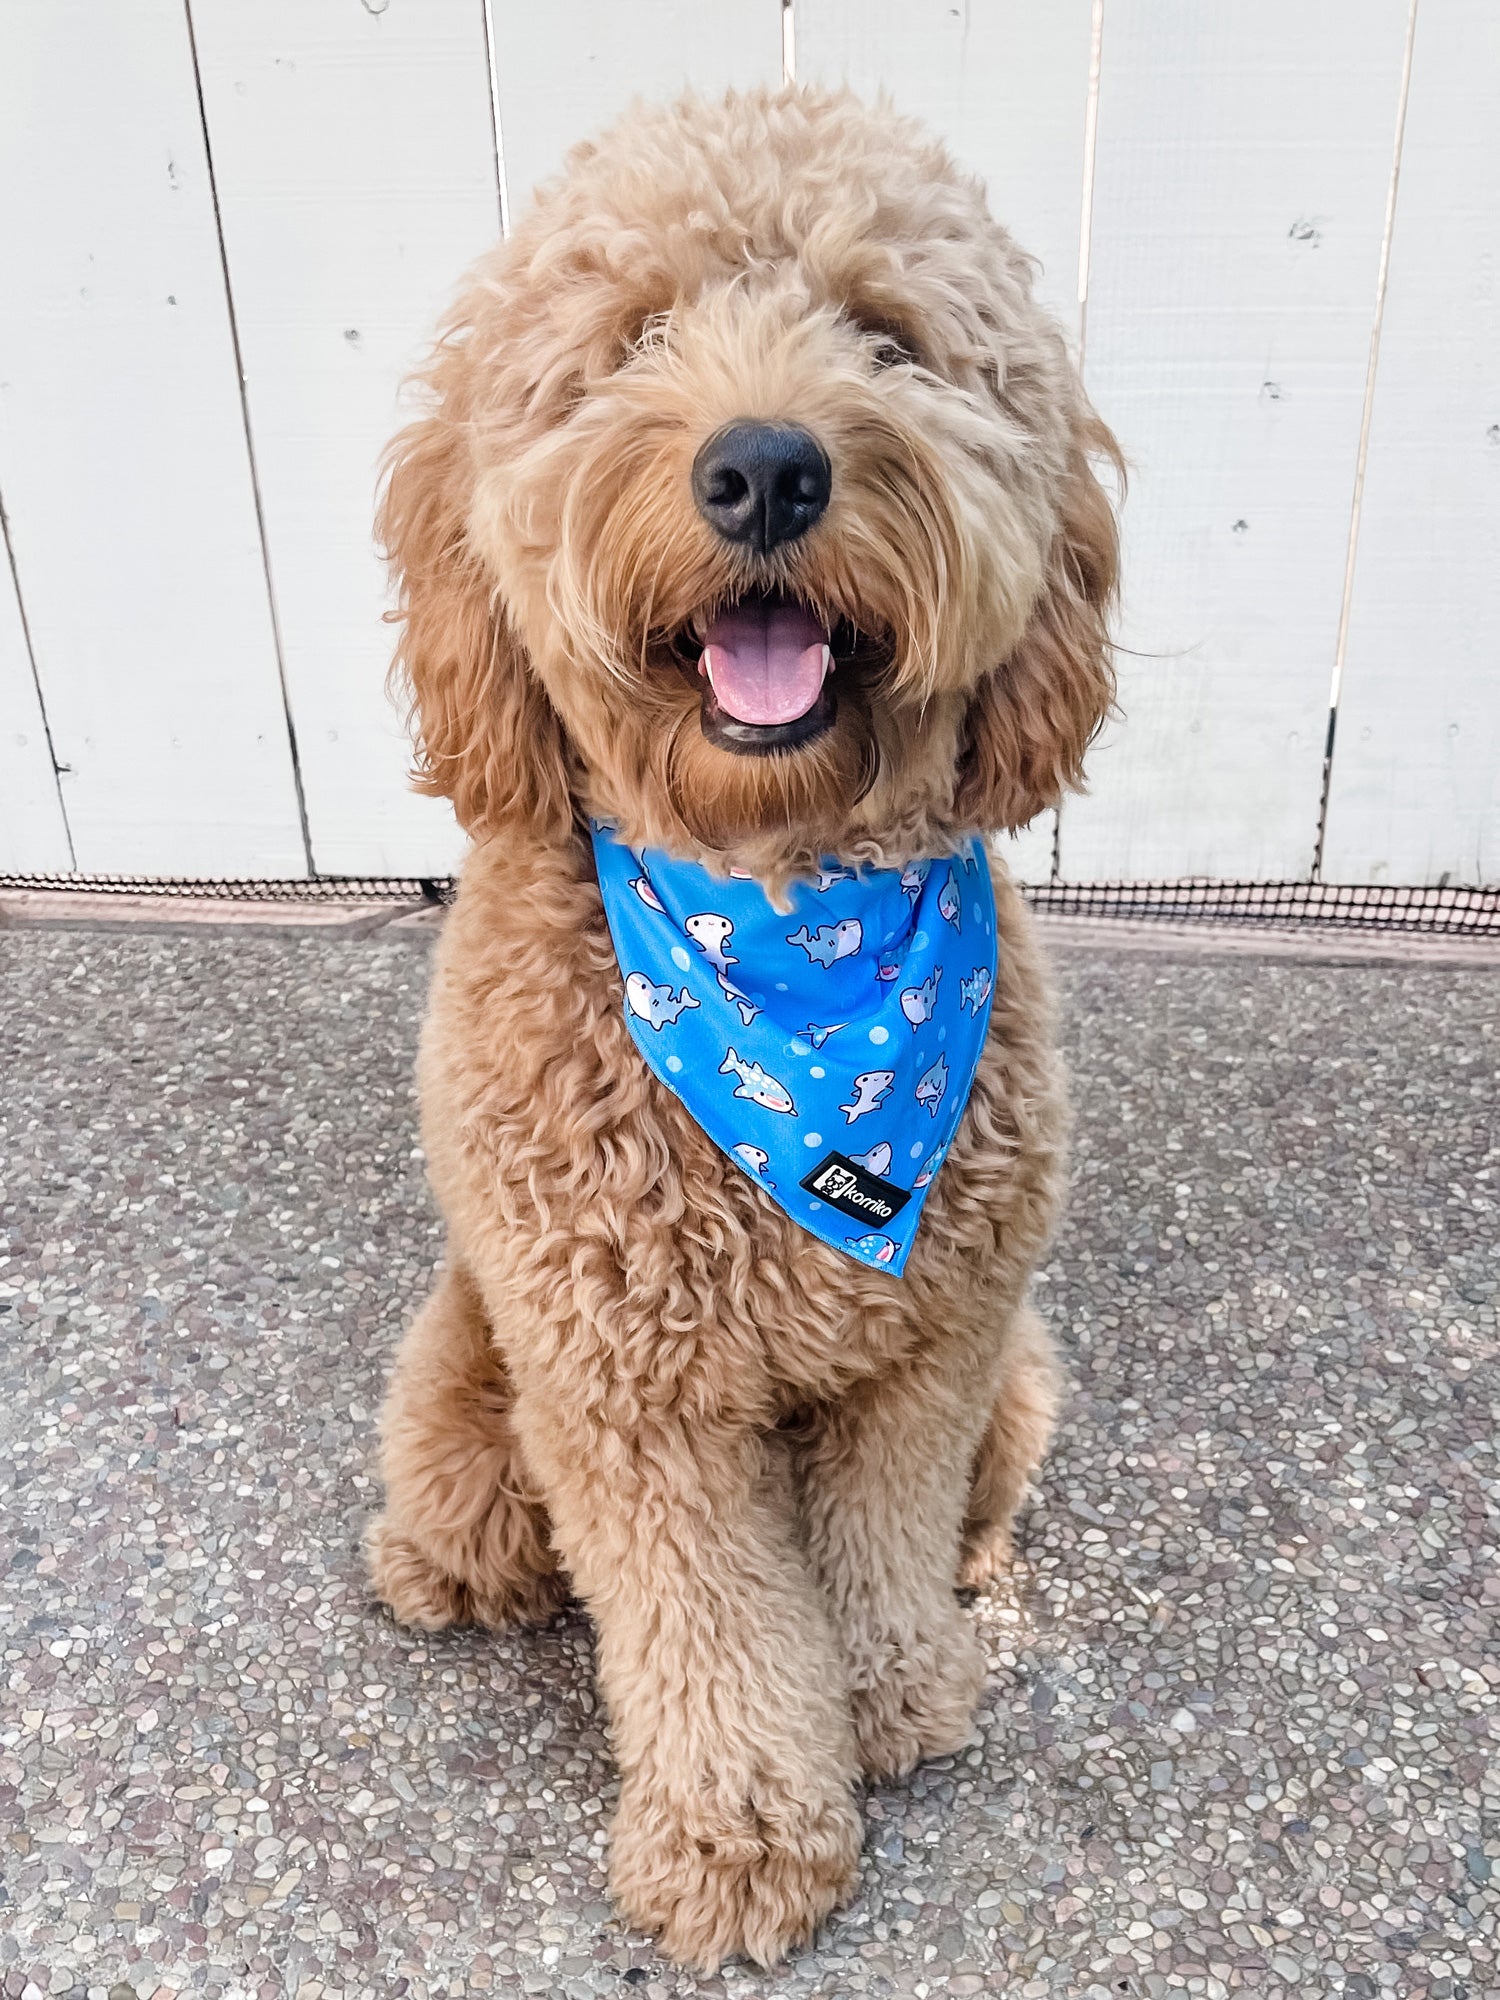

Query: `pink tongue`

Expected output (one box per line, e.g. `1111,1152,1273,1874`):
701,600,831,726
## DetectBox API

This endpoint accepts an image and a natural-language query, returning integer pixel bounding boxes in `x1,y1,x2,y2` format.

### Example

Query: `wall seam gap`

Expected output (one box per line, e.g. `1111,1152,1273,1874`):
1075,0,1105,362
0,489,76,870
1314,0,1419,881
1053,0,1107,886
182,0,315,878
481,0,511,236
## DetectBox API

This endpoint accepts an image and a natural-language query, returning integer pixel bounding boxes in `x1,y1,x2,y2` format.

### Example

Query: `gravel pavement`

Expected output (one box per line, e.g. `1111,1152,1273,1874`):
1,920,1495,2000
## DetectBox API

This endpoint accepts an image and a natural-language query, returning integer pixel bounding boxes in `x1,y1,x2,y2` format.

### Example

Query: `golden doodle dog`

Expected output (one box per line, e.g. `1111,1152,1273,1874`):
366,85,1118,1969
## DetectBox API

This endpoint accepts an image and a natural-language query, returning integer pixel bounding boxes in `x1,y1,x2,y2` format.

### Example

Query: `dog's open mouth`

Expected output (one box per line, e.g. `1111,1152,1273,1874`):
676,591,838,755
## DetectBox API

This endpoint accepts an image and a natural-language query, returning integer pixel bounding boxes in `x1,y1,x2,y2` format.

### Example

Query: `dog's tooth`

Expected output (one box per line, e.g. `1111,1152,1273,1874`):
821,644,833,675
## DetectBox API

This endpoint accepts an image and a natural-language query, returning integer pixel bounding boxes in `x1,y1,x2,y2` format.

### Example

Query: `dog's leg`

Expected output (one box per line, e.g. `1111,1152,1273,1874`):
958,1303,1060,1586
794,1314,1044,1784
365,1264,564,1629
510,1390,862,1971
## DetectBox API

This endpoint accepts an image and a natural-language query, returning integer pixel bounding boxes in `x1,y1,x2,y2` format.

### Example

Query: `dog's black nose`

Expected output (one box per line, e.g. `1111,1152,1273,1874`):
691,422,831,556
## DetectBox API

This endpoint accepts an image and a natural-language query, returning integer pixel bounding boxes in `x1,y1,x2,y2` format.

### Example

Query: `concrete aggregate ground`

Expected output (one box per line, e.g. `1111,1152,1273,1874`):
0,924,1495,2000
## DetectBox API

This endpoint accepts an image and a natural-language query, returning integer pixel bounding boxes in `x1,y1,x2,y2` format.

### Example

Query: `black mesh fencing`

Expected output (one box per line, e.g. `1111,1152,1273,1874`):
2,872,1496,935
0,873,448,904
1021,878,1499,936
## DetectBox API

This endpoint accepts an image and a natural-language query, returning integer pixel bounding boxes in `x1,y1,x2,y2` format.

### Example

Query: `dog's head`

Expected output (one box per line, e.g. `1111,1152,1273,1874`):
382,87,1119,882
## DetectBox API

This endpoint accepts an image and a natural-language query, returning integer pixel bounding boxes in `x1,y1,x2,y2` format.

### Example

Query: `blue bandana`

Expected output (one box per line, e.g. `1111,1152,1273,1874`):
591,823,997,1275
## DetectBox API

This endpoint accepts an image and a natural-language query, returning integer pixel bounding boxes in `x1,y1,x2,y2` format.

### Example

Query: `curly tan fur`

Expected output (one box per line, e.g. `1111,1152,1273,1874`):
367,86,1118,1969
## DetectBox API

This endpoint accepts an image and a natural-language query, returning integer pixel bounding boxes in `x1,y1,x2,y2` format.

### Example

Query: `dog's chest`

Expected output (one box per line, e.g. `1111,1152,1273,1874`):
424,843,1055,1395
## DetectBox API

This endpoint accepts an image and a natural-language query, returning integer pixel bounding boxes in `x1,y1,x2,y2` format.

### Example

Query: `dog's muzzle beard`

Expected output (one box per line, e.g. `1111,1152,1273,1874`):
656,615,883,848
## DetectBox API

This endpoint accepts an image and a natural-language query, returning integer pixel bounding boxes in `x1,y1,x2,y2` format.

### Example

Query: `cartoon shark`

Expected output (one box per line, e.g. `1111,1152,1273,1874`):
915,1052,950,1116
732,1143,774,1185
841,1069,895,1122
899,966,942,1030
899,861,929,899
787,918,862,967
850,1141,893,1176
685,911,737,973
847,1232,899,1265
937,866,962,930
959,965,993,1015
913,1143,947,1188
717,970,762,1027
875,953,902,983
815,863,855,892
624,973,699,1031
796,1022,845,1049
629,868,666,913
719,1047,796,1114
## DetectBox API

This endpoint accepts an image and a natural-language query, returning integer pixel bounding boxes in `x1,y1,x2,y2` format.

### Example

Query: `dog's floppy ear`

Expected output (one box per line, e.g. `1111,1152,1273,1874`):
954,411,1121,832
379,377,572,844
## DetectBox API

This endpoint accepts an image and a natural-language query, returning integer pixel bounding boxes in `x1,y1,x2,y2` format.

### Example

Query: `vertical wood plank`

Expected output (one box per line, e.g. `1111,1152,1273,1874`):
1060,0,1410,882
191,0,503,878
492,0,785,217
0,0,307,877
794,0,1095,341
1321,1,1499,887
0,539,72,873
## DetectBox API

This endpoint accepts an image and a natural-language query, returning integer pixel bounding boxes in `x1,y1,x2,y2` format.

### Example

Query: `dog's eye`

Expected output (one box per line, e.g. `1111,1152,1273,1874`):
871,335,918,372
848,312,923,373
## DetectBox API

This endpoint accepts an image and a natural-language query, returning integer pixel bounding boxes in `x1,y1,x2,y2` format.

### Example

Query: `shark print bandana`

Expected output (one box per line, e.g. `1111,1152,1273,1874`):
591,822,998,1275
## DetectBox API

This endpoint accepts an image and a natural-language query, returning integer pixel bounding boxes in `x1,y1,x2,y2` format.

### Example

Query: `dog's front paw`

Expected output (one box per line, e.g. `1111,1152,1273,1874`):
609,1769,862,1970
957,1517,1015,1589
849,1612,985,1782
365,1513,564,1631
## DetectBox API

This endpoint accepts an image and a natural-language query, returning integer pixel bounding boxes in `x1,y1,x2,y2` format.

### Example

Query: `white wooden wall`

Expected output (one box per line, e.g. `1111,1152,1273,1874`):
1319,0,1500,886
0,0,1493,888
